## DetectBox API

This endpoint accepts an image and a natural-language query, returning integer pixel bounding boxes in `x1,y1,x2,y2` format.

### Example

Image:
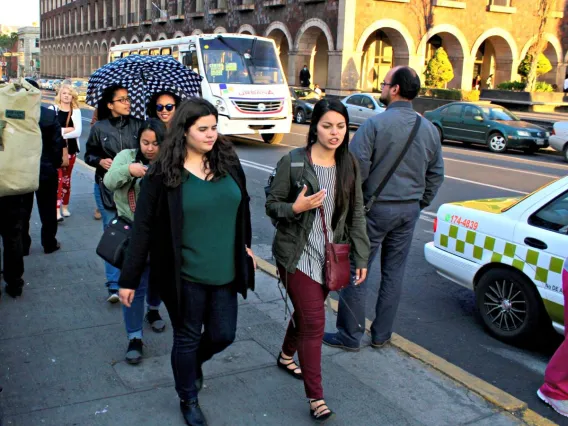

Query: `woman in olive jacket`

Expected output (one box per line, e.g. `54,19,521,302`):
266,98,370,422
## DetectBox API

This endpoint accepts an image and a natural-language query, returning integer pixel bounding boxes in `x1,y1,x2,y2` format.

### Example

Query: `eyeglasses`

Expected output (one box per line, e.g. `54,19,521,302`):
112,97,131,104
156,103,175,112
380,82,394,89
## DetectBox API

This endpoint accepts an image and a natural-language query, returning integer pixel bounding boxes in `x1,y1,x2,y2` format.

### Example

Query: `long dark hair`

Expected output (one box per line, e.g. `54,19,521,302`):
307,98,357,229
136,118,166,165
150,98,238,188
97,84,128,121
147,91,182,119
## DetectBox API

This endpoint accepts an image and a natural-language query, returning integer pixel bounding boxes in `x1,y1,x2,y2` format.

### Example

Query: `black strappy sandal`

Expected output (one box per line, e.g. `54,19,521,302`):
277,351,303,380
309,399,335,423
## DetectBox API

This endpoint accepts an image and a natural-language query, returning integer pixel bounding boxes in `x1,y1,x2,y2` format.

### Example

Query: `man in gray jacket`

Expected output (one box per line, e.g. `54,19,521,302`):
324,66,444,351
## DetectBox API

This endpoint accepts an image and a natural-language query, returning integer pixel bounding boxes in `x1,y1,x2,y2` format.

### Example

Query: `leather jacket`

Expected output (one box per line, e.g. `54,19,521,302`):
85,115,143,181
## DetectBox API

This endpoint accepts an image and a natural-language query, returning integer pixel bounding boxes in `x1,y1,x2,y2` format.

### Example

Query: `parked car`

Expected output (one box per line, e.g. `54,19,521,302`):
45,80,54,90
289,86,321,124
425,177,568,344
548,122,568,162
341,93,386,126
38,79,47,89
424,102,550,154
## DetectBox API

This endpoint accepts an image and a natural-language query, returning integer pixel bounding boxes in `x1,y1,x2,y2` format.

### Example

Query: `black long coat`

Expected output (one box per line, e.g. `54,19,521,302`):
118,162,255,325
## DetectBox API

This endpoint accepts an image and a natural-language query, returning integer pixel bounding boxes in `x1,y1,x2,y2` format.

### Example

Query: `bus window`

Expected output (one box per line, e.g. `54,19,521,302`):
111,51,121,62
150,48,160,56
130,50,139,55
181,51,200,75
121,52,130,58
139,50,149,55
172,46,179,60
161,47,172,55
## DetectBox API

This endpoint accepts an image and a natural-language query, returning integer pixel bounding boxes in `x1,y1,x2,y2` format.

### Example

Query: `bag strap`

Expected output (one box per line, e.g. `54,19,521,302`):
127,176,139,213
65,106,72,128
364,114,421,213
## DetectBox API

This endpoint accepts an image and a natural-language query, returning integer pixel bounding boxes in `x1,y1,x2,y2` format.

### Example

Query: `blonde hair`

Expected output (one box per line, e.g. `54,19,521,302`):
55,84,79,109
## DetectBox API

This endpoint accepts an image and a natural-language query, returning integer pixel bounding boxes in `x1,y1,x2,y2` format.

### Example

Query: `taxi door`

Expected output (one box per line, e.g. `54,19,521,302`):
512,189,568,324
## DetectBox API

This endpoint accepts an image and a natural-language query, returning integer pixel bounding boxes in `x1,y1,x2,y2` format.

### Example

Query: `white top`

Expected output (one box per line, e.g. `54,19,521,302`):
48,104,83,139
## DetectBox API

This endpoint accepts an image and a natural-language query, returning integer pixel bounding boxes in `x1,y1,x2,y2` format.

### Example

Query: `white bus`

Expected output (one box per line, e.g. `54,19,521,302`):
109,34,292,144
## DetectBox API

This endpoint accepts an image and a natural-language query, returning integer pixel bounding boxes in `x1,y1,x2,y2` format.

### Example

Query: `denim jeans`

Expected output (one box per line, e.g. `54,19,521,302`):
336,201,420,346
166,280,238,401
122,265,162,340
93,182,120,291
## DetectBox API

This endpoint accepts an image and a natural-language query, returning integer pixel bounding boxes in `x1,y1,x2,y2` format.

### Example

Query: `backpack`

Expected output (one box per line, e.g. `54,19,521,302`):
264,148,306,227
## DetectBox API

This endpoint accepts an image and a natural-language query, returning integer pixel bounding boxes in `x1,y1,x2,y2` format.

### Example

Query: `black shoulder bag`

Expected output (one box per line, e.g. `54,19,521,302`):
364,114,422,213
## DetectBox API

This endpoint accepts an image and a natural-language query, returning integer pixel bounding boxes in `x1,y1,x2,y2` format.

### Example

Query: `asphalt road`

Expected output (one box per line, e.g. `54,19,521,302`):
41,91,568,424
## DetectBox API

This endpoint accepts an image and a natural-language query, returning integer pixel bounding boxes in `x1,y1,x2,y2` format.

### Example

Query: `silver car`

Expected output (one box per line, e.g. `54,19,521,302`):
548,121,568,162
341,93,386,126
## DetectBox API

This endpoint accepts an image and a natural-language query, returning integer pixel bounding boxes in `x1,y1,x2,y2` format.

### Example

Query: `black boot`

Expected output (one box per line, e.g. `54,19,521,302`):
5,283,23,298
180,398,207,426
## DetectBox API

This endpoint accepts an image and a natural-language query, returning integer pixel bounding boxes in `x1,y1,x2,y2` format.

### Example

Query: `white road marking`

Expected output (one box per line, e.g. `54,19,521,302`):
445,176,529,194
445,157,561,178
482,345,547,376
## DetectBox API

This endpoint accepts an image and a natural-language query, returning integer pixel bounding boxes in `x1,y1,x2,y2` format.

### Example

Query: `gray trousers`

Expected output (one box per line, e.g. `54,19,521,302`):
336,201,420,346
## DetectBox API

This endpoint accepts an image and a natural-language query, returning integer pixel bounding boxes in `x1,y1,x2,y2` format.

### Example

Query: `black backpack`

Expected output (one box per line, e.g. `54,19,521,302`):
264,148,306,227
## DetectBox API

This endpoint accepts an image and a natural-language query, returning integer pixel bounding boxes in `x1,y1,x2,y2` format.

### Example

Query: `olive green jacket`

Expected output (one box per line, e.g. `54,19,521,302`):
265,147,370,274
103,149,142,222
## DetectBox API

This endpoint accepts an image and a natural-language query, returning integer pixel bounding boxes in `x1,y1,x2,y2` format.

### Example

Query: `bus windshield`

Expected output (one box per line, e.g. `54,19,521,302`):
199,37,284,85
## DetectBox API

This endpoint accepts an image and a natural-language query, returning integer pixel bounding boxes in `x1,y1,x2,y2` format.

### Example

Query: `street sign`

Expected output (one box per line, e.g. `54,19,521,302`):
3,53,12,57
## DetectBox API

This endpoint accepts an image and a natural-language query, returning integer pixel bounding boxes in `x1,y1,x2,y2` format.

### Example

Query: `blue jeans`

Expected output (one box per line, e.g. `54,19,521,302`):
167,280,238,401
122,265,162,340
93,182,121,291
336,201,420,346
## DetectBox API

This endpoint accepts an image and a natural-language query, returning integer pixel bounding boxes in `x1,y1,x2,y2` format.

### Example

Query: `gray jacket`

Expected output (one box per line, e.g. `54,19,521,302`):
349,101,444,208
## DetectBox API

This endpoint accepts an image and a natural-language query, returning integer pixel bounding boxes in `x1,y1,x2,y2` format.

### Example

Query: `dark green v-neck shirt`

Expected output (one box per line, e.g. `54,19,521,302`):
181,171,242,285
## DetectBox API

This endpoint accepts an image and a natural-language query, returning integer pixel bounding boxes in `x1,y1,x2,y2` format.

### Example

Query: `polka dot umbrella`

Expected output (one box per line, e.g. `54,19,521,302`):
86,55,202,120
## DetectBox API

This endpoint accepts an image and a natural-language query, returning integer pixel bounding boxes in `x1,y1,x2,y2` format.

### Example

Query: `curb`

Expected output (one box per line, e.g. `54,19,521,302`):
254,257,557,426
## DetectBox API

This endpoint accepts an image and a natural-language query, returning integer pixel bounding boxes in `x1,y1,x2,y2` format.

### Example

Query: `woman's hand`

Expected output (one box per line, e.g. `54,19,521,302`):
245,246,256,270
63,127,75,135
99,158,113,170
129,163,147,178
119,289,135,307
292,185,327,214
354,268,367,285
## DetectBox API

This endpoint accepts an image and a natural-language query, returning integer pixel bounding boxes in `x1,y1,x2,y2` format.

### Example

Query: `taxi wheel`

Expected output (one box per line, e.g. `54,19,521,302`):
296,109,306,124
475,267,543,344
487,132,507,153
563,144,568,163
261,133,284,144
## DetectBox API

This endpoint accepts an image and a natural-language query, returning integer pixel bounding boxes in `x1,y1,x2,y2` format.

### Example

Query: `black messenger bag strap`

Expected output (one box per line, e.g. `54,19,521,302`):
364,114,421,213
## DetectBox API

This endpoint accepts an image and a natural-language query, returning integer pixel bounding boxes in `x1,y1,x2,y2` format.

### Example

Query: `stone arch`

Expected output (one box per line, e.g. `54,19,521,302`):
119,36,128,45
356,20,415,92
237,24,256,36
520,33,563,86
86,41,93,75
173,31,185,39
470,28,519,88
265,22,293,82
264,21,293,51
293,19,334,89
157,32,168,41
214,27,227,34
110,38,117,47
100,40,109,67
142,34,152,42
192,29,203,36
130,36,140,44
417,24,469,89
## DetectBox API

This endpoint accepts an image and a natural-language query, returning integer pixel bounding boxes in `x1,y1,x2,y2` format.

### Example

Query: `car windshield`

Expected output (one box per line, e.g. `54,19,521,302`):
294,88,320,100
199,37,284,85
481,106,519,121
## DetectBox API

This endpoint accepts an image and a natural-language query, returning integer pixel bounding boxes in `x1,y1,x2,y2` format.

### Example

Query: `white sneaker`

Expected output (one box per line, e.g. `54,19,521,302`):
62,206,71,217
537,389,568,417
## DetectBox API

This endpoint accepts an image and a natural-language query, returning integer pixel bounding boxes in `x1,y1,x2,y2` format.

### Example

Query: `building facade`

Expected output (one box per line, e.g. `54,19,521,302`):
40,0,568,95
17,26,41,78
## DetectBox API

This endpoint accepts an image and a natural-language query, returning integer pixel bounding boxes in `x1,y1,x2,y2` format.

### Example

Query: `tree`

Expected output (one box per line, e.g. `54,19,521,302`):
518,53,553,79
424,47,454,88
0,32,17,50
525,0,553,92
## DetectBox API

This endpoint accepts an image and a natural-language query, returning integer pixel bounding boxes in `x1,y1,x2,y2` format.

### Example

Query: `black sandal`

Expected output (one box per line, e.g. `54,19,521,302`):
309,399,335,423
277,351,303,380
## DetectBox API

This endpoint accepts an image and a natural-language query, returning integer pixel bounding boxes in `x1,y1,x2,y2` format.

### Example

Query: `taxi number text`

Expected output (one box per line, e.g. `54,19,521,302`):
450,215,479,230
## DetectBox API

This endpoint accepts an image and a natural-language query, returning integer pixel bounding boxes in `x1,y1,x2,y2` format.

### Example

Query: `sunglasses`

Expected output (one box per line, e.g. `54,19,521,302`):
156,103,175,112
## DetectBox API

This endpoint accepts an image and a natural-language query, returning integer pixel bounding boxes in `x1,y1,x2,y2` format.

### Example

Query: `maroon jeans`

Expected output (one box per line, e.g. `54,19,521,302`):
278,265,329,400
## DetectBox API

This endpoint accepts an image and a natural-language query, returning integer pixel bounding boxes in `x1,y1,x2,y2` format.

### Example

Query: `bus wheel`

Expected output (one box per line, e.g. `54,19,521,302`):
262,133,284,144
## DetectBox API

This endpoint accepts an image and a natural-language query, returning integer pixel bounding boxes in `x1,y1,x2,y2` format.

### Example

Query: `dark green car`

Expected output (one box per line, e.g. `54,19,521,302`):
424,102,550,154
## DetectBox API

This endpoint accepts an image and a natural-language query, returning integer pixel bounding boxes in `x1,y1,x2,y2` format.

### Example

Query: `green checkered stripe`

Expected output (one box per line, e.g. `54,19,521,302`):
436,221,564,285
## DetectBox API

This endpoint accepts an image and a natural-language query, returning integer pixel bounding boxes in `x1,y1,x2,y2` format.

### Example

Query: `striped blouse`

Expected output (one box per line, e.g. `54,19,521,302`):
297,164,336,285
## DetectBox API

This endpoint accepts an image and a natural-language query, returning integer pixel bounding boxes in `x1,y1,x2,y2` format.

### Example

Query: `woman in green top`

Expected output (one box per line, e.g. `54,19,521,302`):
104,119,167,365
118,99,255,426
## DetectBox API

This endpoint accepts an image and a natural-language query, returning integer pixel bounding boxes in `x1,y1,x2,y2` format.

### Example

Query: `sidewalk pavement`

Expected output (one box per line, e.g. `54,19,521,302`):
0,163,551,426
